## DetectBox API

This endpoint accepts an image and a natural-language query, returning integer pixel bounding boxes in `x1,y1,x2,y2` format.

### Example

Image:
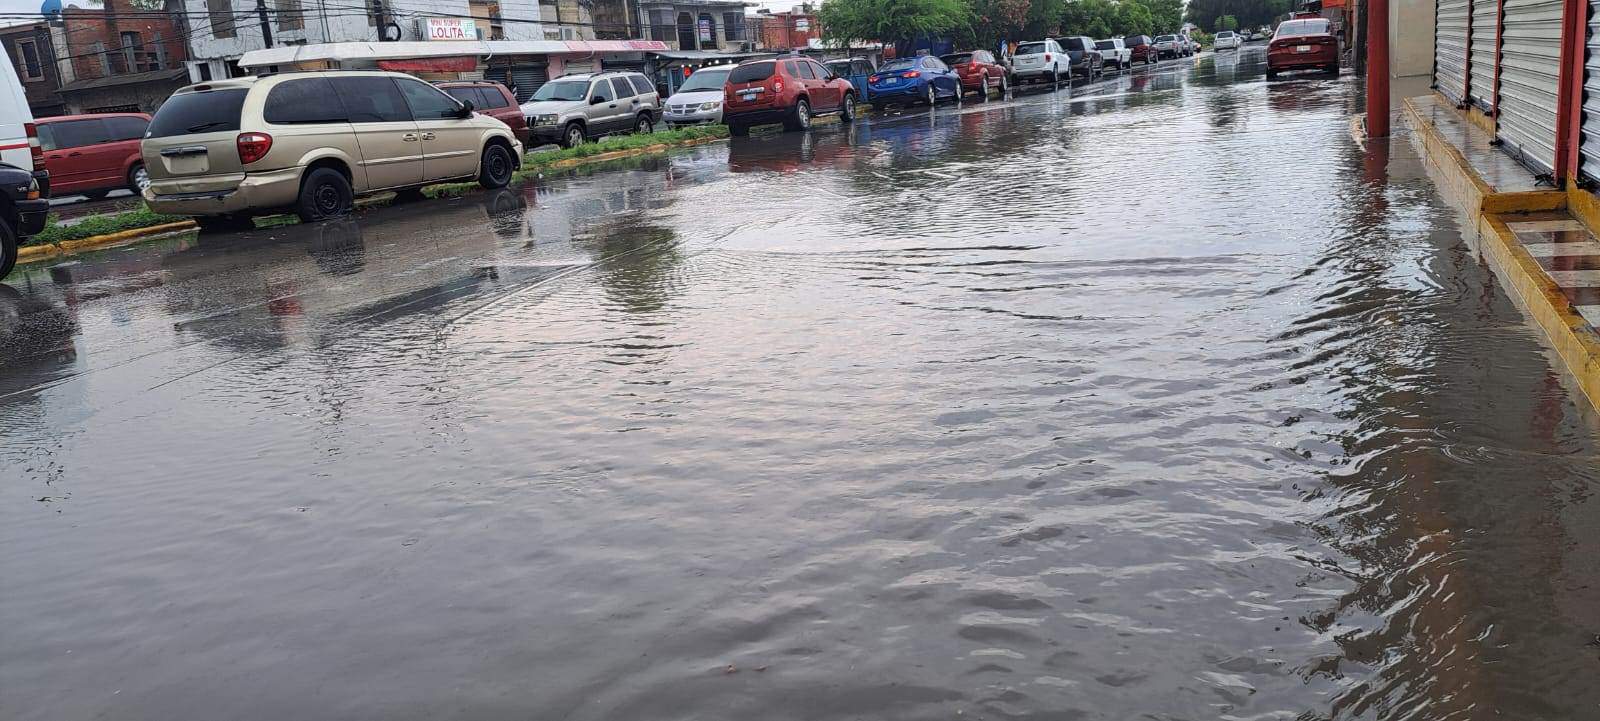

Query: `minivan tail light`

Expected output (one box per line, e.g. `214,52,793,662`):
24,122,43,168
1044,53,1052,63
237,132,273,165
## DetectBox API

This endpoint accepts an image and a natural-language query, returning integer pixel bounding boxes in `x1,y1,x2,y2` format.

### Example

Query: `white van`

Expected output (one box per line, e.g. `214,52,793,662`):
1,53,43,177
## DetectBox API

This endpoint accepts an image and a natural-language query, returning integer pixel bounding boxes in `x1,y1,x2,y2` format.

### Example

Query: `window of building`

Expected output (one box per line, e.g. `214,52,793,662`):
208,0,236,39
722,12,742,41
196,62,213,81
469,0,503,40
276,0,304,31
14,39,42,80
89,41,110,76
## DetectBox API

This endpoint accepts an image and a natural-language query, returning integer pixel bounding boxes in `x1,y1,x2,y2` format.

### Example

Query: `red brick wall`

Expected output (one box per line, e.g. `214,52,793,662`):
61,9,187,80
757,13,820,51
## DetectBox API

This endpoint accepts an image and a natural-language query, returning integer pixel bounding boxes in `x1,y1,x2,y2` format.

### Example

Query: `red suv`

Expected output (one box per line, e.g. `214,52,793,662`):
437,81,531,146
1124,35,1159,65
724,58,858,136
940,50,1008,99
1267,18,1339,78
35,113,150,199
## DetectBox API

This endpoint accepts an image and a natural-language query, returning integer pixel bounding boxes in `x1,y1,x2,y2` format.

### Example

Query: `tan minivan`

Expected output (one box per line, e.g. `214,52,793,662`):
142,70,522,229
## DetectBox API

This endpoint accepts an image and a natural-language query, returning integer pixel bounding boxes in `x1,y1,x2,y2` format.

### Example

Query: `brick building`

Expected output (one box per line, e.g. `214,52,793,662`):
53,6,189,114
0,21,66,117
753,7,818,51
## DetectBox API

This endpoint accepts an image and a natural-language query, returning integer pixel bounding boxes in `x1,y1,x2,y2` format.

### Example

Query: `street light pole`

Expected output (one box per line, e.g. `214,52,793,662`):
1365,0,1389,137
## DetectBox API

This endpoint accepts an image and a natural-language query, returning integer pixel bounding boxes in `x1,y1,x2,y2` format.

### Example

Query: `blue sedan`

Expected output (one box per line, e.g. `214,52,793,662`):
866,56,962,107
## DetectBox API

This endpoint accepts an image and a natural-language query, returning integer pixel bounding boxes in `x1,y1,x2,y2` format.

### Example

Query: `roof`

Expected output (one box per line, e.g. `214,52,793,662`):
58,68,187,93
238,40,671,68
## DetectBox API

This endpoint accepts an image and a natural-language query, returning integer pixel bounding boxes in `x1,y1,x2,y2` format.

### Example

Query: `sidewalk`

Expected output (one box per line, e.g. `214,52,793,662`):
1403,94,1600,409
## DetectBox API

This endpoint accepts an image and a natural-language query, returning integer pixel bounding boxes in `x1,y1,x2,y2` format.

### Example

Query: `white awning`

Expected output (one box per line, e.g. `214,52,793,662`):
238,40,671,68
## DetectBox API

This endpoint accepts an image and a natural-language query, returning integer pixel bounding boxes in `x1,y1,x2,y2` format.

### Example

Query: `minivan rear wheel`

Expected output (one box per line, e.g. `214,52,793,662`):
297,167,353,224
478,143,514,189
127,163,149,195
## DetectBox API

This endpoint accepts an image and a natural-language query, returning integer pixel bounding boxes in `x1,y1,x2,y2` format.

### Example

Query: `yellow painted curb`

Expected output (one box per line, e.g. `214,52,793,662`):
1403,97,1600,410
18,220,197,267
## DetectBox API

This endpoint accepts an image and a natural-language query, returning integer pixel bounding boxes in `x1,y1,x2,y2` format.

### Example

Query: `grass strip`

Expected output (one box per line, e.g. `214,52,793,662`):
24,205,189,246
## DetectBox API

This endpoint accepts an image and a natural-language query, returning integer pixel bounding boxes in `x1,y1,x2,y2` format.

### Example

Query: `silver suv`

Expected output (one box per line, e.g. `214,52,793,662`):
519,72,661,148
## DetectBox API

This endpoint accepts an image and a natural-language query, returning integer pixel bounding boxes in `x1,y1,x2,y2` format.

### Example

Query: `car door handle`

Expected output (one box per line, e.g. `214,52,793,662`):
68,151,83,157
608,103,617,108
402,133,419,141
420,132,436,140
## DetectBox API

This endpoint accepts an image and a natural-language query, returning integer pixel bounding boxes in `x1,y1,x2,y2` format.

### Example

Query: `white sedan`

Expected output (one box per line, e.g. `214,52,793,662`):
1214,31,1242,50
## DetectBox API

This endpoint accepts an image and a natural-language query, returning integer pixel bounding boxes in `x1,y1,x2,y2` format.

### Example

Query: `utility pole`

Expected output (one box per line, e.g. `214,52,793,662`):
374,0,391,41
256,0,274,49
1365,0,1388,137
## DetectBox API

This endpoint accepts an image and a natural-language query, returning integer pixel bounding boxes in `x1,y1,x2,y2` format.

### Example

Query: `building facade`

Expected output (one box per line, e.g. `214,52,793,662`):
0,21,66,117
752,8,817,51
639,0,751,52
51,8,189,114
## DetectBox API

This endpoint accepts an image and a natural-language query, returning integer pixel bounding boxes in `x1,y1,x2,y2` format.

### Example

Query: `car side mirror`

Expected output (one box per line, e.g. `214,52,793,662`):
456,99,474,118
590,96,606,105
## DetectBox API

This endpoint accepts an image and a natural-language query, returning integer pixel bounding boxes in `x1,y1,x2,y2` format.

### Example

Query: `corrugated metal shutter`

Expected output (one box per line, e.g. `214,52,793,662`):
1495,0,1564,176
493,64,549,103
1582,0,1600,182
1436,0,1471,103
1468,0,1499,109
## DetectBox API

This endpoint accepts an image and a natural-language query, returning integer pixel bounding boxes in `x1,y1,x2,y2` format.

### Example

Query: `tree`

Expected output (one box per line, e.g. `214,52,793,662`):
819,0,970,55
1134,0,1185,33
1116,1,1154,36
1214,14,1238,31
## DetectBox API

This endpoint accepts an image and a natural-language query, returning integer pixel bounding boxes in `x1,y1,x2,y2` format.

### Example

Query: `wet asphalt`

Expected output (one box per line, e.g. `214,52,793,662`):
4,46,1600,721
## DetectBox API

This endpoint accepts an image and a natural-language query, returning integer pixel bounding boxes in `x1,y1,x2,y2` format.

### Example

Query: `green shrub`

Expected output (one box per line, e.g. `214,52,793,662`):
25,205,189,246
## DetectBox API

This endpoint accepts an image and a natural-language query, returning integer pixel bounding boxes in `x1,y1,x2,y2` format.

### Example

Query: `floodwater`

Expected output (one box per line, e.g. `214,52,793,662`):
4,48,1599,721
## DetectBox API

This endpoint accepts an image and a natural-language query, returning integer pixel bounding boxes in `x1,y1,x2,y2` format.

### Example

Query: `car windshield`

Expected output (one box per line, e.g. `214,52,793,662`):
1095,40,1114,49
879,59,919,72
677,68,731,92
1275,19,1330,37
1017,42,1047,55
530,80,589,102
940,53,972,66
1156,35,1177,42
728,62,775,84
1217,31,1234,38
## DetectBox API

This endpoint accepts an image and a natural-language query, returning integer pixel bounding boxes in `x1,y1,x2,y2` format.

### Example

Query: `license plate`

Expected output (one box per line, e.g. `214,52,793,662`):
1296,45,1312,52
740,92,757,100
885,78,900,85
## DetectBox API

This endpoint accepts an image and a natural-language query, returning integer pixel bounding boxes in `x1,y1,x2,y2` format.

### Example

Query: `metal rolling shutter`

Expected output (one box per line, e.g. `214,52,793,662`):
508,65,550,103
1436,0,1471,103
1468,0,1498,109
1495,0,1564,176
1582,0,1600,182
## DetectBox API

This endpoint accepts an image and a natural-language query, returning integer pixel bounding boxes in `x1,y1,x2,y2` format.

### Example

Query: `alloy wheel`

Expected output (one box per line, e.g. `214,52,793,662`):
133,166,150,192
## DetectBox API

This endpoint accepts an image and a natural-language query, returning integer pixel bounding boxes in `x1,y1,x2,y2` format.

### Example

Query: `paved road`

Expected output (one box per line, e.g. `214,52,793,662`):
5,47,1599,721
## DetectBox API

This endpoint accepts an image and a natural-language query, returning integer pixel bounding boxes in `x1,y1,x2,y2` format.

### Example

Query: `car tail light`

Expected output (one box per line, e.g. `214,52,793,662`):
773,78,783,93
903,70,921,78
237,132,273,164
24,122,43,169
869,74,880,83
1044,53,1052,62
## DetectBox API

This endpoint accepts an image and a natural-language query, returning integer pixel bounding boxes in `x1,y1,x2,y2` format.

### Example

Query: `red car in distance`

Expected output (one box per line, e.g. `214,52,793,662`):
35,112,150,199
1266,17,1340,78
940,50,1008,100
723,57,858,136
436,81,531,146
1124,35,1159,65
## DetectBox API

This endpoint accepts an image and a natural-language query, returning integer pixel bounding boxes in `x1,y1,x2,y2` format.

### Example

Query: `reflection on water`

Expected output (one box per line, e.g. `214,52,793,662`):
1,46,1597,721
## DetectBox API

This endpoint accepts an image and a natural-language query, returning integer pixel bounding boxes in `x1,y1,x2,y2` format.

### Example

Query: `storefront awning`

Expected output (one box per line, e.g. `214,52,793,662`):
239,40,671,69
378,56,478,72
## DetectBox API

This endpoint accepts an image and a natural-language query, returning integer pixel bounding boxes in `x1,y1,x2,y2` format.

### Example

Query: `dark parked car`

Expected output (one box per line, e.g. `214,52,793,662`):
1267,18,1340,78
0,160,49,279
437,81,531,146
1125,35,1159,65
35,112,149,199
940,50,1008,99
723,58,858,136
1056,36,1104,79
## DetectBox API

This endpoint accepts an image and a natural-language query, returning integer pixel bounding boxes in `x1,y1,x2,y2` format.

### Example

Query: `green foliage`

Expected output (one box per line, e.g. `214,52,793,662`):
1214,14,1238,32
820,0,971,50
1186,0,1292,34
25,205,187,246
1190,30,1214,46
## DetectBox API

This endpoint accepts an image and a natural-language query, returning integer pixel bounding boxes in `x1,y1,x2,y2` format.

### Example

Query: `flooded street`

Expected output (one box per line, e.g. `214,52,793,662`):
4,48,1600,720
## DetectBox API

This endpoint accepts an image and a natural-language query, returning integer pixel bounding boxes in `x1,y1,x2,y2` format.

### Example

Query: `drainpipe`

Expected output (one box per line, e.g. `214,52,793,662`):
1554,0,1585,185
1366,0,1389,137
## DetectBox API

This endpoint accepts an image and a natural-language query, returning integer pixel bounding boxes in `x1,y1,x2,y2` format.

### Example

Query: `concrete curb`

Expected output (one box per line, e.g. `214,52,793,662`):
1403,97,1600,410
18,220,197,265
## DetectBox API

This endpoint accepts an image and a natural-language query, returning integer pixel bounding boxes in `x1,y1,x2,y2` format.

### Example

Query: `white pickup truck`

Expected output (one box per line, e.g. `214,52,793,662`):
1094,38,1131,70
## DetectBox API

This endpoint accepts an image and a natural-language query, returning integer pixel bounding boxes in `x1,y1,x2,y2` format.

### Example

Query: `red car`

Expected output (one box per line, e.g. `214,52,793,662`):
723,57,858,136
1124,35,1159,65
940,50,1008,99
35,112,150,199
1266,17,1339,78
437,81,531,146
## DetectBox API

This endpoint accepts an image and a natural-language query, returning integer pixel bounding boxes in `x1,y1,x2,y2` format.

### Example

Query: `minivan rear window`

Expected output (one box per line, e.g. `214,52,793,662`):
1017,42,1046,55
264,78,345,124
147,89,249,137
728,62,775,84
